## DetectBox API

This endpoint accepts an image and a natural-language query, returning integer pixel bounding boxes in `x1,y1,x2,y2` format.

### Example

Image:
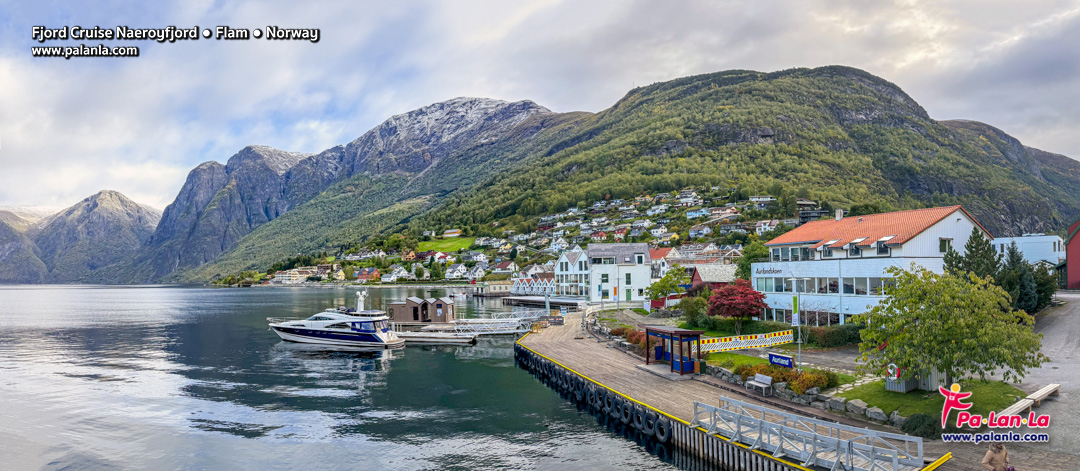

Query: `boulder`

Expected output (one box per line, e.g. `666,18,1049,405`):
805,387,821,396
792,397,811,406
816,394,832,402
811,401,828,410
800,394,817,403
828,397,847,412
890,411,906,428
847,399,868,415
773,382,787,391
866,406,888,422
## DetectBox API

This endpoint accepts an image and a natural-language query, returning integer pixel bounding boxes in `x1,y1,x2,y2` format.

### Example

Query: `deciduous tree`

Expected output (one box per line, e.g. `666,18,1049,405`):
707,279,767,334
645,264,690,300
855,265,1047,384
736,237,769,280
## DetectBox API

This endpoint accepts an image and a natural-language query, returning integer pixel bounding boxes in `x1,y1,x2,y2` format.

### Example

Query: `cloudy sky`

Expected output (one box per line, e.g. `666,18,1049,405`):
2,0,1079,209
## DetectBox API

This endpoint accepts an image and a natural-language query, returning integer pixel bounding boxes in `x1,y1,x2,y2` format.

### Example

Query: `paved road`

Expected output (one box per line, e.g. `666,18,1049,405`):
1010,291,1080,456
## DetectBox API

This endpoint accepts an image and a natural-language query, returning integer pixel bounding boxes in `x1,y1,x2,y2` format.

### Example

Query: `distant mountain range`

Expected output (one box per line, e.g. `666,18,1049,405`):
4,65,1080,284
0,191,160,283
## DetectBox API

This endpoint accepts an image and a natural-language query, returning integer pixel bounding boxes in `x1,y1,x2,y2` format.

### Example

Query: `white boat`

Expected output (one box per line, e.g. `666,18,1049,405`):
267,292,405,349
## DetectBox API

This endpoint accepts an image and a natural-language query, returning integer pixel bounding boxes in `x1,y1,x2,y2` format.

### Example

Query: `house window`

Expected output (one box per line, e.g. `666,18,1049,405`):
602,289,610,299
791,249,800,261
849,246,861,257
772,248,781,262
781,247,790,261
822,247,833,258
601,274,609,283
939,238,952,253
625,273,631,285
637,289,644,296
636,254,644,264
855,278,867,295
877,245,890,256
869,278,883,295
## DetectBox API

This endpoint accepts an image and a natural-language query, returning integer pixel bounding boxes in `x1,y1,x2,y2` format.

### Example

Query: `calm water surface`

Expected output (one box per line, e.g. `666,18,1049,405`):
0,285,683,470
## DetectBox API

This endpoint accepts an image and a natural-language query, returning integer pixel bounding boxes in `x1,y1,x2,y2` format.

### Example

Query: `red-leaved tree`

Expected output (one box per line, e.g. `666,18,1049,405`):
707,279,767,334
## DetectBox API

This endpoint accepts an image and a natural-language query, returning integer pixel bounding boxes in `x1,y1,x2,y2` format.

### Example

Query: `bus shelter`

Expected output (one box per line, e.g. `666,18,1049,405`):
644,325,705,375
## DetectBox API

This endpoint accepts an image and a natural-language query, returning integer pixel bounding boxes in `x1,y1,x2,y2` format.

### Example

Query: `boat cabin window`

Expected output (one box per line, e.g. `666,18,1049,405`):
326,323,350,329
309,315,334,321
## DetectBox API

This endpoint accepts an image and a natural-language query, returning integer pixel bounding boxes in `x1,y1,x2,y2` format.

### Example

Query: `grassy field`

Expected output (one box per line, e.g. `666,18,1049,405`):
838,380,1025,417
417,237,475,252
704,352,767,368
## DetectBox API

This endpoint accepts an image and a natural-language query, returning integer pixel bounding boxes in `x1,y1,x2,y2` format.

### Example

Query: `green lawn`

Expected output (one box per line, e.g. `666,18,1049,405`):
704,352,767,368
837,380,1025,417
417,237,475,252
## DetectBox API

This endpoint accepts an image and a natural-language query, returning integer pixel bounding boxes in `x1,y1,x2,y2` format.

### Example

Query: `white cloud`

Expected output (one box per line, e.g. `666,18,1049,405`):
1,0,1079,209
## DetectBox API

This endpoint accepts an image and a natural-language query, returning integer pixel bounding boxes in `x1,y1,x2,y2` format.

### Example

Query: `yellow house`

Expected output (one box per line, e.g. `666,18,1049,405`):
333,269,346,281
660,232,679,243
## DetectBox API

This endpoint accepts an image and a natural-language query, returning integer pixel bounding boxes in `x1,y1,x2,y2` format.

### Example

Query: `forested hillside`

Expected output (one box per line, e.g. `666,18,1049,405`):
405,66,1080,239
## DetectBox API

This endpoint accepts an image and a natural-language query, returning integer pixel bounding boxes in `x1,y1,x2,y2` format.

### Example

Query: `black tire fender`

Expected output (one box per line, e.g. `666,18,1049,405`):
654,416,671,444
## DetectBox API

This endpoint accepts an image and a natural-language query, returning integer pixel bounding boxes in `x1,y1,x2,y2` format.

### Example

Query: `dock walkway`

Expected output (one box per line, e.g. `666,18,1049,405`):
518,313,1080,471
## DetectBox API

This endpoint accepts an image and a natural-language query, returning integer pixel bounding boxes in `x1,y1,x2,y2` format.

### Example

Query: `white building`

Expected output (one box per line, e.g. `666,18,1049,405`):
445,263,468,279
992,234,1066,265
587,243,652,303
554,246,589,296
750,206,990,325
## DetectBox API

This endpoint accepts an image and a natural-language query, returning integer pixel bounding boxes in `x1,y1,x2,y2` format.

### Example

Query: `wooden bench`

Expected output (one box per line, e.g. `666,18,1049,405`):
745,373,773,396
999,398,1034,417
1026,384,1061,407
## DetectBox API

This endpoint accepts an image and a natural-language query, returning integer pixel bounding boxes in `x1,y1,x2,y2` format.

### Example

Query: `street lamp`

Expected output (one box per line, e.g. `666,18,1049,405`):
787,276,812,374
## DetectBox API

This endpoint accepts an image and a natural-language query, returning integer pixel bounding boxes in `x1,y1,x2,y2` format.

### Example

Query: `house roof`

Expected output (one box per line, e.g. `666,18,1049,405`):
494,261,515,269
587,243,652,263
562,250,584,264
764,206,990,249
536,272,554,281
649,248,672,260
693,264,737,283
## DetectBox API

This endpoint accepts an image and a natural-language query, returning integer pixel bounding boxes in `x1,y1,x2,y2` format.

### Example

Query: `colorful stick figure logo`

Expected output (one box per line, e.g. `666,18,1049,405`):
939,383,973,429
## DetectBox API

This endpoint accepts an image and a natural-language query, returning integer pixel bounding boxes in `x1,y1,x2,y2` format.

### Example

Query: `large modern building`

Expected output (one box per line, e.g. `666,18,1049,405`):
587,243,652,303
992,234,1065,266
1066,219,1080,290
750,206,991,325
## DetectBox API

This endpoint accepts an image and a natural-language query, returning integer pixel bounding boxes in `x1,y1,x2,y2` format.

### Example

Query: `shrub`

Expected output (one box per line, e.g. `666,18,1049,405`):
805,323,863,348
901,413,942,439
610,327,630,337
625,330,646,345
716,358,735,368
822,370,840,389
680,297,707,327
789,371,829,395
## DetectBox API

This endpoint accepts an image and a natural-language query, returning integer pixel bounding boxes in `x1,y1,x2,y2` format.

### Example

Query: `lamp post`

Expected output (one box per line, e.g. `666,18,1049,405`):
787,276,812,374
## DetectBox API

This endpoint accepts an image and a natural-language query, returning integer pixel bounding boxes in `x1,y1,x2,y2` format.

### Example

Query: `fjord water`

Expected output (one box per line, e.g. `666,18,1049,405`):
0,286,679,470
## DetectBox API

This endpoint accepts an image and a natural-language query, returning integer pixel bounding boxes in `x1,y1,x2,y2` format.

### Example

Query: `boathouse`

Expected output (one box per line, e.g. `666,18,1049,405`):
386,297,456,323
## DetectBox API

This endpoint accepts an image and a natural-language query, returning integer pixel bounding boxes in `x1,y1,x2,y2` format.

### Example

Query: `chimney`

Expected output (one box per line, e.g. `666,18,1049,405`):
835,209,843,221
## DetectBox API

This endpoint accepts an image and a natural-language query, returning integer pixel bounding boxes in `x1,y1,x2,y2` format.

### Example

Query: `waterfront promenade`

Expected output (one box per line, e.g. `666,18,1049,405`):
519,313,1080,471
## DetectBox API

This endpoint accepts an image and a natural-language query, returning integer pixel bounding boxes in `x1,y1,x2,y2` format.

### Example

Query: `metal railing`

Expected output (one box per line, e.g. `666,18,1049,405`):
266,317,303,324
690,397,922,471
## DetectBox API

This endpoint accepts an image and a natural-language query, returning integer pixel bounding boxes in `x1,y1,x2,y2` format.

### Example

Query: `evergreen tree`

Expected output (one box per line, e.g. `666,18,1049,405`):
1033,264,1059,311
997,242,1026,309
960,227,999,279
1017,263,1038,314
943,247,964,274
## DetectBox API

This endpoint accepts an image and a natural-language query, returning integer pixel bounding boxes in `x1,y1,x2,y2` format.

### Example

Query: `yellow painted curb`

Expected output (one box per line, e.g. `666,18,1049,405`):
516,332,815,471
920,452,951,470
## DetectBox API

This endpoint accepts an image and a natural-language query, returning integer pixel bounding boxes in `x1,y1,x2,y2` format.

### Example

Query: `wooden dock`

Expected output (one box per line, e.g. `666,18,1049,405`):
515,312,1080,471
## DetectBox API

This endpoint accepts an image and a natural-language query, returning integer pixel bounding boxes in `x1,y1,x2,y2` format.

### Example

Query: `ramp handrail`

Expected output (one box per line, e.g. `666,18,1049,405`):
690,399,922,471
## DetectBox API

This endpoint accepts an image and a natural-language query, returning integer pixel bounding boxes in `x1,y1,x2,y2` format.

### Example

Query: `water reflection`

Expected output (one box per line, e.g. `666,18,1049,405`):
0,286,682,470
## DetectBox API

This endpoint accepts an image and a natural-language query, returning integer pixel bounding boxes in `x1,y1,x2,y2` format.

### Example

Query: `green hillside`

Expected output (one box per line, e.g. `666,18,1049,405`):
168,66,1080,280
418,237,475,252
405,67,1080,238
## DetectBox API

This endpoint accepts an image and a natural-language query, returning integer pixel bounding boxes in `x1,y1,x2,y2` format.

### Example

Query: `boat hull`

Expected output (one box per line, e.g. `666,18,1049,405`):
271,325,405,348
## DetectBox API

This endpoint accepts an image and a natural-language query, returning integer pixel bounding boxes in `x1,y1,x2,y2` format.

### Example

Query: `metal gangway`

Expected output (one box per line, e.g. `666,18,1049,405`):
690,397,923,471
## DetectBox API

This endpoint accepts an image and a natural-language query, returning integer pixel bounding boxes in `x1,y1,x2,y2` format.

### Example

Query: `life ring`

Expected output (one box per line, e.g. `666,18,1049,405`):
632,404,646,430
620,400,633,424
654,416,671,443
643,410,658,436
